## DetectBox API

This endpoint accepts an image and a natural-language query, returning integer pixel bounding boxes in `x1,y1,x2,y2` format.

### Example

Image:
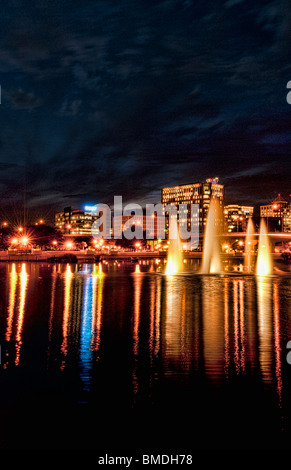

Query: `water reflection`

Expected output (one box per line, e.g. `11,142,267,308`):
132,268,143,396
79,275,95,390
0,261,290,439
6,263,17,342
90,273,104,352
15,263,28,366
257,276,273,384
202,277,225,380
60,264,73,360
273,280,283,407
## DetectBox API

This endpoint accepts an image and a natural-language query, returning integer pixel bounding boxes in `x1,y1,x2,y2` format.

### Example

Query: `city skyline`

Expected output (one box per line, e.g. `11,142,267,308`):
0,0,290,215
0,177,290,233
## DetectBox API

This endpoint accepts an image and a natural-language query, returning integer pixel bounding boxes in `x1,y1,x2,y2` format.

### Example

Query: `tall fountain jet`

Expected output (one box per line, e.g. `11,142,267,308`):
244,218,255,273
256,219,273,276
165,216,183,275
200,197,223,274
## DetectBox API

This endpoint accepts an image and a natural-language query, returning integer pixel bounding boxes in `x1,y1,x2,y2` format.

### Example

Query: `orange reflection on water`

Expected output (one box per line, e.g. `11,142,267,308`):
257,277,273,384
239,280,246,372
6,263,18,342
163,277,195,376
91,272,104,352
202,277,224,380
273,281,282,406
224,279,230,376
15,263,28,366
132,270,143,397
148,276,161,360
132,270,143,358
60,264,73,358
233,280,246,373
48,265,57,344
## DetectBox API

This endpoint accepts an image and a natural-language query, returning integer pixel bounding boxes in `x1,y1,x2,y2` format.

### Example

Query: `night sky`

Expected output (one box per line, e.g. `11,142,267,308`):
0,0,290,221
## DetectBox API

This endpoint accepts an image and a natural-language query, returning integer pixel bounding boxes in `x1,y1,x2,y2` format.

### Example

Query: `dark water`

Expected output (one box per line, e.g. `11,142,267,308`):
0,261,291,450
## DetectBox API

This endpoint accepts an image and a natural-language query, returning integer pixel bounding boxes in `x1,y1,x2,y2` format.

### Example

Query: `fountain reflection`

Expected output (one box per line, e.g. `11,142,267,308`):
257,276,273,383
202,277,224,379
233,280,246,373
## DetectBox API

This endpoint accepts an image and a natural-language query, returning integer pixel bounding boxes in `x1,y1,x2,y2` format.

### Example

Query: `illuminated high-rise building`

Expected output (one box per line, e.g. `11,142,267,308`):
55,206,99,235
260,195,291,232
161,177,224,233
224,205,254,232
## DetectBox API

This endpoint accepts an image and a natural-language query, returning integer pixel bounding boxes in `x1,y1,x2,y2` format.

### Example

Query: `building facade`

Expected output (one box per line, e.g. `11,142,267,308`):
55,207,99,236
260,195,291,232
112,210,165,239
161,177,224,233
224,205,254,232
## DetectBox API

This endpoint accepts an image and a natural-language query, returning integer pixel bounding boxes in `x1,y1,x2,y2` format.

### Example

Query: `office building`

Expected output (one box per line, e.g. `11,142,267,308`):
224,205,254,232
161,177,224,233
260,195,291,232
55,207,99,236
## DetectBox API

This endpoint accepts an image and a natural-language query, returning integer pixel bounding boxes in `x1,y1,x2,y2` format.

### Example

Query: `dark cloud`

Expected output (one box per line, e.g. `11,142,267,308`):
0,0,290,220
6,89,42,110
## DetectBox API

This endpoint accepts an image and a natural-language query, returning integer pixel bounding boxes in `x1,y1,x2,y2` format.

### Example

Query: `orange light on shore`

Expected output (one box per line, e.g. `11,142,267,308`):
65,241,74,250
18,227,23,232
21,237,29,245
11,238,18,244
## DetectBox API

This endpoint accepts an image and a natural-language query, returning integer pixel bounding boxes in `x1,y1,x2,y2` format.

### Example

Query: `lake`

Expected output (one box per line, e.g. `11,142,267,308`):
0,261,291,450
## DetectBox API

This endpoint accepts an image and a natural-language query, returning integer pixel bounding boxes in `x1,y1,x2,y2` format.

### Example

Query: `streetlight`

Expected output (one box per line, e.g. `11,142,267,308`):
20,236,29,245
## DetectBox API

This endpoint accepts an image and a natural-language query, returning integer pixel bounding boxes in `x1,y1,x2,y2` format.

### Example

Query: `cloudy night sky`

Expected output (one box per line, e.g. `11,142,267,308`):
0,0,290,221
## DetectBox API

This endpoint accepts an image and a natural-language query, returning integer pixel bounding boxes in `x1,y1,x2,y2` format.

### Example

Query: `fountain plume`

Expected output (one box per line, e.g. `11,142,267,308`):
256,219,272,276
200,198,222,274
244,218,255,273
165,217,183,275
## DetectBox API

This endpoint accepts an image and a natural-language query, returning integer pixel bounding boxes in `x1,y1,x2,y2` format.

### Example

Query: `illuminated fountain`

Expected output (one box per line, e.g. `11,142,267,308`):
165,216,183,275
134,263,141,274
256,219,273,276
244,218,255,273
93,262,105,277
200,198,223,274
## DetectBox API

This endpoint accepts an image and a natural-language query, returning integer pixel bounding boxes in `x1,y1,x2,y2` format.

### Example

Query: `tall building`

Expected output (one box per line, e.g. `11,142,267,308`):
224,205,254,232
161,177,224,233
260,195,291,232
55,207,99,236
